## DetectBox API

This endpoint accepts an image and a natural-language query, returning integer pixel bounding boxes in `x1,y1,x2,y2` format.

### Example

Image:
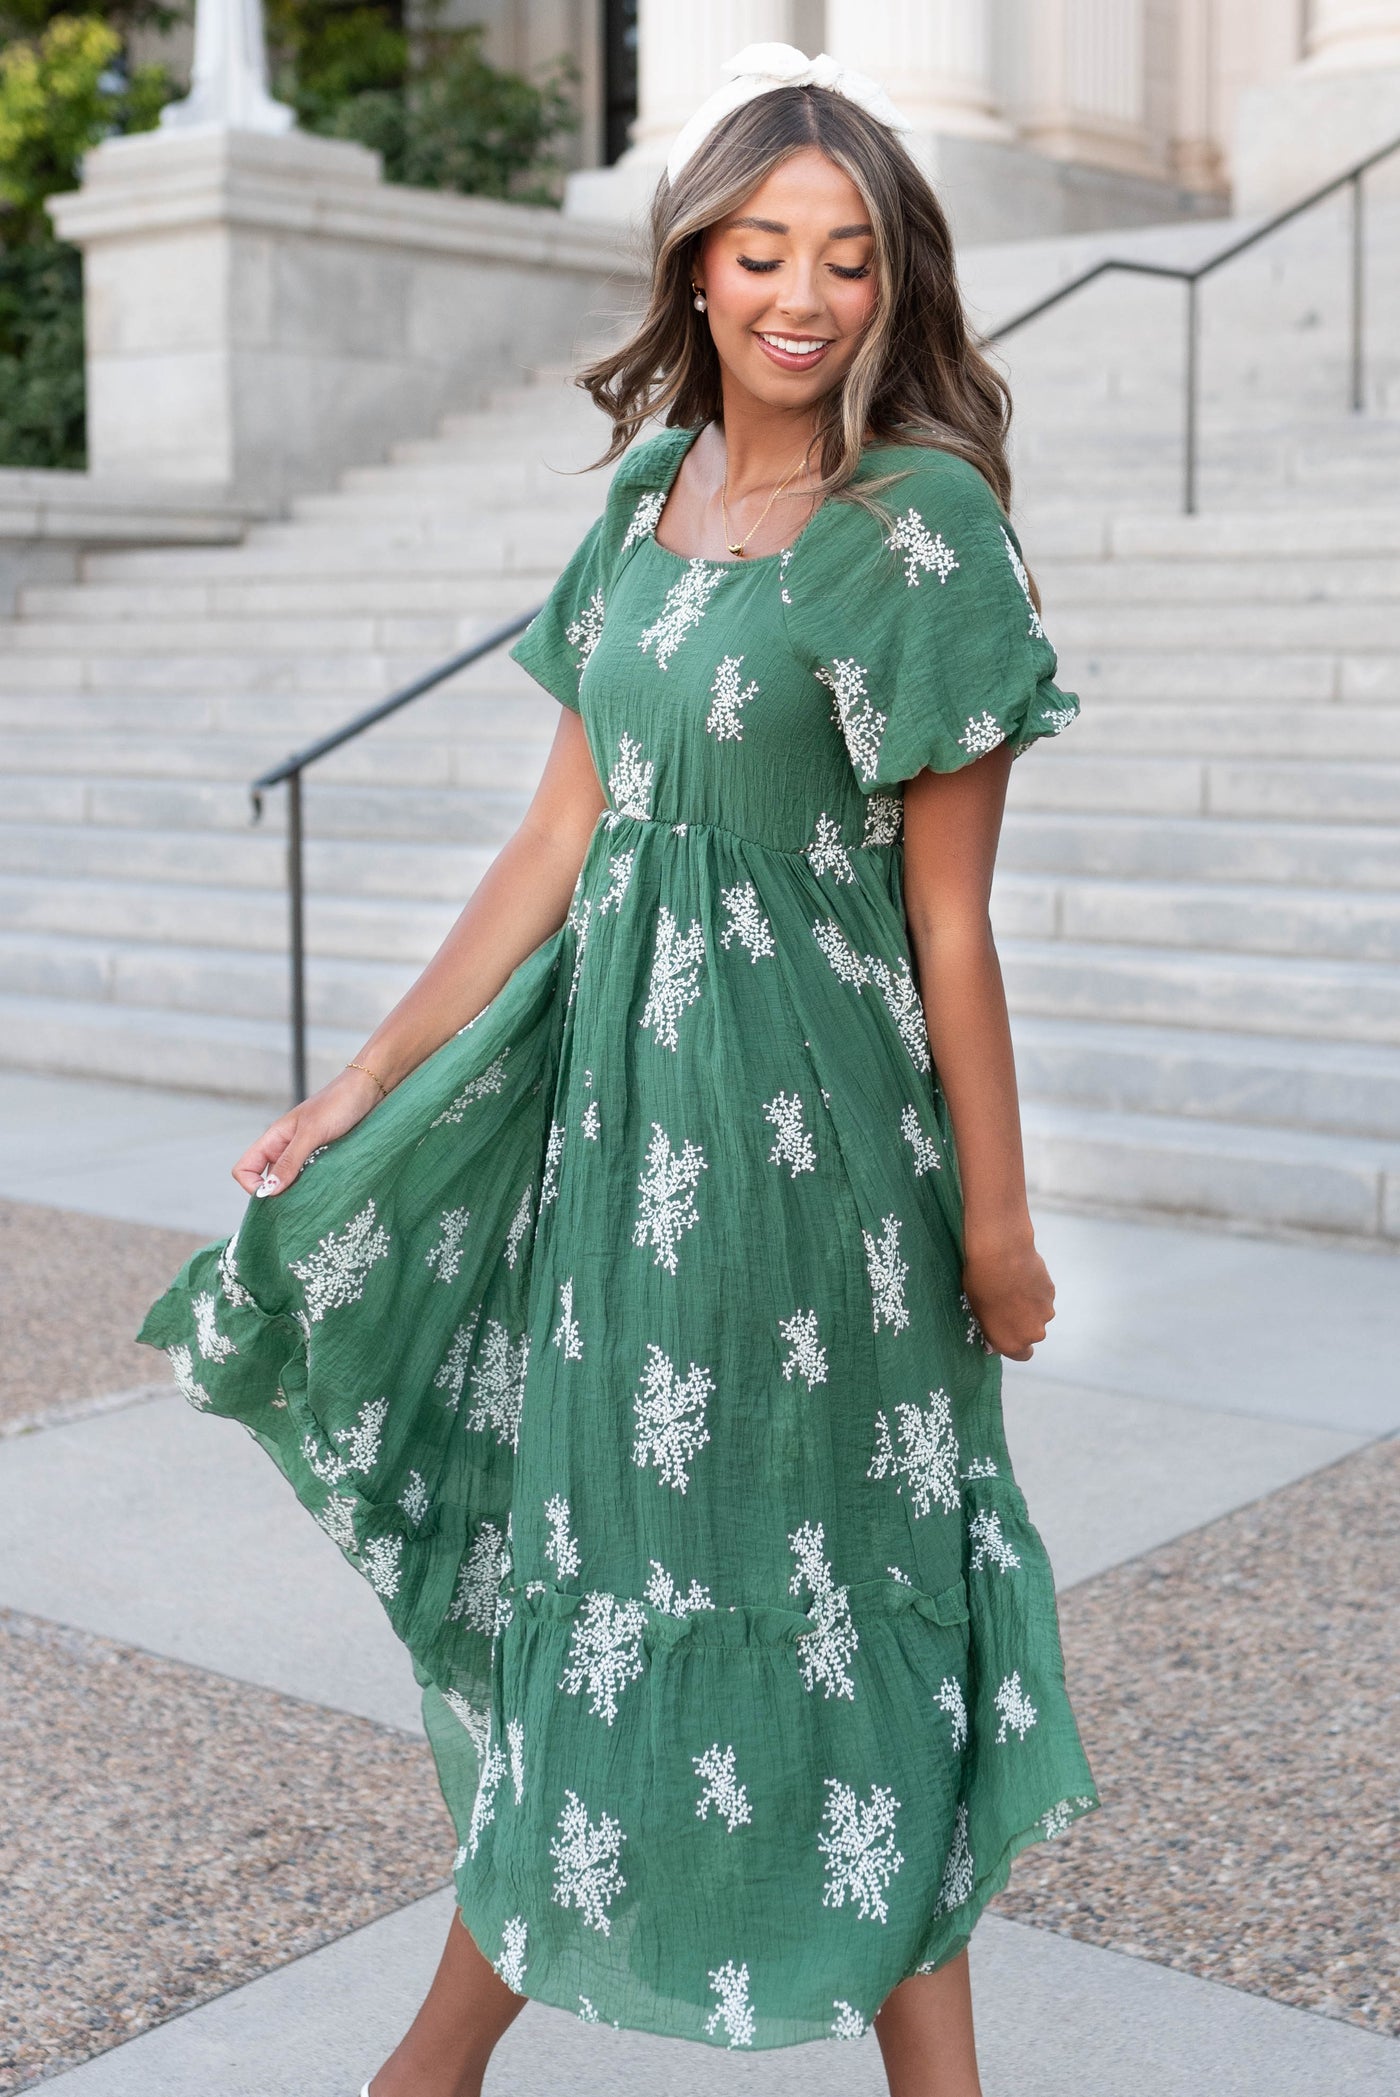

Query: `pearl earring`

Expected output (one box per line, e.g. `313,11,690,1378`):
692,289,707,312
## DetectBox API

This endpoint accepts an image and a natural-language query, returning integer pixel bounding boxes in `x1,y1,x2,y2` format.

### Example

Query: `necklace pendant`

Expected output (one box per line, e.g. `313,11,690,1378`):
727,542,746,557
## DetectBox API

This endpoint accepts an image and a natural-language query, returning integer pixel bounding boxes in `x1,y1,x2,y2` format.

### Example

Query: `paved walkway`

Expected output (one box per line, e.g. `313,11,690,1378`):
3,1069,1396,2096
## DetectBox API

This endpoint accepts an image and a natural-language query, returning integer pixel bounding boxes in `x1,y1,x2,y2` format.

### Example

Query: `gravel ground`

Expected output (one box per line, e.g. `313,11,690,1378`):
0,1202,204,1433
0,1610,453,2093
993,1435,1400,2036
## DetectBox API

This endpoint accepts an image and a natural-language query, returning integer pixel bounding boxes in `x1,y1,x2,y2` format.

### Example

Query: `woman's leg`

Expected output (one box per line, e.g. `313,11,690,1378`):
367,1909,528,2097
872,1948,983,2097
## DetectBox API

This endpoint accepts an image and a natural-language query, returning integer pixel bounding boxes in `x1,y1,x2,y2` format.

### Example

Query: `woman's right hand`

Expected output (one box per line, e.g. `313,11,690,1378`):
231,1066,388,1199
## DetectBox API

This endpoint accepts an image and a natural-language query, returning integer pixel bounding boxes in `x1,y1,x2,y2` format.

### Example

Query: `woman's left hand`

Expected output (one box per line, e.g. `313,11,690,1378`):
962,1236,1055,1361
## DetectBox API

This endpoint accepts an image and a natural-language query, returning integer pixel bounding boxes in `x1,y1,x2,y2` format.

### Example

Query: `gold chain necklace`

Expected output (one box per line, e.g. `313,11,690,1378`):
720,449,812,557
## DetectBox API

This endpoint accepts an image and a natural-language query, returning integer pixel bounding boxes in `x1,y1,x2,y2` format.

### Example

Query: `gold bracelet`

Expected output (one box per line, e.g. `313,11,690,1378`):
346,1059,388,1098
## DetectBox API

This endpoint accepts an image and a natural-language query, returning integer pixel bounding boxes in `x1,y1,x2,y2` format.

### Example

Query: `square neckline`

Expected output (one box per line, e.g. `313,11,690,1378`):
645,423,833,571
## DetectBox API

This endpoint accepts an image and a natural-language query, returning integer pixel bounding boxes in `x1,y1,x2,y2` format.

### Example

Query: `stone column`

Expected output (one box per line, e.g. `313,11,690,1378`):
1234,0,1400,208
159,0,294,135
1304,0,1400,68
1172,0,1226,193
823,0,1012,141
1014,0,1158,179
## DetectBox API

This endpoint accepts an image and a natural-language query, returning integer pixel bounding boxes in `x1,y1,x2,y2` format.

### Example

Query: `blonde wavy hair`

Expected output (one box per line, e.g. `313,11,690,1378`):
579,83,1020,526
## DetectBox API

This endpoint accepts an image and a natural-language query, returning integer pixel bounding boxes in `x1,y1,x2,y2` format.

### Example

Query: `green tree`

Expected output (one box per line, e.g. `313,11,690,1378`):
0,14,174,246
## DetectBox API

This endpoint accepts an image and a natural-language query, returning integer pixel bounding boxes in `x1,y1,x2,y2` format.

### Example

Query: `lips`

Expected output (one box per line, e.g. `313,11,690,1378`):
754,331,834,373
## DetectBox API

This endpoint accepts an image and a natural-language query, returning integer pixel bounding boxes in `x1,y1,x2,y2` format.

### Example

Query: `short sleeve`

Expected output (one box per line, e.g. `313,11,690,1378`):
508,513,608,713
786,448,1080,791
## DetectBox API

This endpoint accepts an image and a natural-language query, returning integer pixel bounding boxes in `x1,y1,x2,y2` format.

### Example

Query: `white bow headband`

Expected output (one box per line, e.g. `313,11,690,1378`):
665,41,912,185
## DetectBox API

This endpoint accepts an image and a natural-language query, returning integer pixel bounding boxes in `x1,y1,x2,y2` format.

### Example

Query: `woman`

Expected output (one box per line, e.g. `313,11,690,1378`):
139,44,1098,2097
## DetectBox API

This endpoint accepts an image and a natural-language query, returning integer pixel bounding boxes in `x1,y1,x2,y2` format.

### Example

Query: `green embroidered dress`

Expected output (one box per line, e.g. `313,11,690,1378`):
138,429,1099,2052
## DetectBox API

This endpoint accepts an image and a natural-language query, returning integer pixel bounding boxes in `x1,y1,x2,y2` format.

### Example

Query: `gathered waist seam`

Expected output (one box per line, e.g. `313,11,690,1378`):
596,808,900,862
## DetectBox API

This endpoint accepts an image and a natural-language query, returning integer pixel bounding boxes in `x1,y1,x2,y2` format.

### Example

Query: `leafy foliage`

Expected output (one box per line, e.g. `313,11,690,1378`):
0,238,84,465
0,15,173,246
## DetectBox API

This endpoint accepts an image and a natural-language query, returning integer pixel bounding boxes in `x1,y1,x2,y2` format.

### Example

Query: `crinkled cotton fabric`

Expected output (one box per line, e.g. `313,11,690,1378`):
139,428,1099,2052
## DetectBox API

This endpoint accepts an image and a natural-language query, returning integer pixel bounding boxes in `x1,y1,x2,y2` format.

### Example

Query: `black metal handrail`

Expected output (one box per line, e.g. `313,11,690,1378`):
250,606,540,1101
986,130,1400,514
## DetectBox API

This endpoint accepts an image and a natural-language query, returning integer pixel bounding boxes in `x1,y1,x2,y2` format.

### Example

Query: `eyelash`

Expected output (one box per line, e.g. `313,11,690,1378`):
736,257,871,280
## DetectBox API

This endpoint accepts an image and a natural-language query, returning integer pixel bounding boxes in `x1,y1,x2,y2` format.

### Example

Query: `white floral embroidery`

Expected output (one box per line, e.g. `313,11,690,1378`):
994,1670,1039,1742
581,1098,601,1140
644,1559,715,1616
964,1454,999,1479
764,1090,817,1176
861,791,903,846
694,1743,751,1831
621,489,664,553
1001,525,1047,640
565,891,591,1008
805,810,857,883
819,1778,904,1924
705,1960,755,2048
433,1308,481,1412
886,507,960,588
900,1103,941,1174
399,1469,430,1524
564,588,605,672
888,1564,912,1584
543,1493,581,1580
288,1200,391,1322
441,1688,491,1755
1042,1794,1094,1839
1039,703,1078,738
633,1121,708,1273
597,850,634,914
779,542,796,605
425,1206,472,1282
939,1802,975,1911
935,1676,968,1752
969,1507,1021,1574
789,1520,858,1700
640,905,705,1051
606,732,654,823
558,1591,648,1725
495,1915,528,1992
507,1717,525,1804
718,880,775,961
831,2001,867,2039
430,1051,509,1128
465,1319,529,1449
778,1308,828,1389
168,1342,213,1410
959,710,1006,760
317,1493,357,1552
540,1121,566,1207
706,654,757,740
469,1739,508,1856
191,1292,237,1363
868,955,932,1073
632,1342,713,1493
217,1230,254,1309
360,1533,403,1598
448,1520,508,1634
869,1389,959,1517
550,1792,628,1934
960,1289,988,1351
303,1393,389,1489
638,558,727,670
817,659,887,785
503,1182,534,1269
812,916,871,989
863,1213,910,1334
552,1276,582,1360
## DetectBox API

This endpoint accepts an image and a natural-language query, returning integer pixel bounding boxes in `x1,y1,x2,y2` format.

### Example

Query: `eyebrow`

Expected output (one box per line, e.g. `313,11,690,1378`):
727,216,873,239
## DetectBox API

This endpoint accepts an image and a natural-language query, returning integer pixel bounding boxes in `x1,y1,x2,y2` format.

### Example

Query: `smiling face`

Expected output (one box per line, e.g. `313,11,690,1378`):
691,145,881,419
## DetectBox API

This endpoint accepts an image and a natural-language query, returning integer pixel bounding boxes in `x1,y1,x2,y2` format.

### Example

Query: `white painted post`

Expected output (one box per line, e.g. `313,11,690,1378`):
159,0,295,135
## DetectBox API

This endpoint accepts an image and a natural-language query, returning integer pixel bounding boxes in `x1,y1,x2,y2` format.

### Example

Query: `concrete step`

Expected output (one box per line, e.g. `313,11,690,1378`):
0,820,494,901
0,988,357,1098
997,811,1400,891
992,873,1400,964
1012,1015,1400,1140
1014,750,1400,822
1003,939,1400,1046
0,728,549,793
1049,600,1398,650
0,681,556,741
1037,555,1400,606
35,773,534,841
1022,1096,1400,1240
1055,704,1400,761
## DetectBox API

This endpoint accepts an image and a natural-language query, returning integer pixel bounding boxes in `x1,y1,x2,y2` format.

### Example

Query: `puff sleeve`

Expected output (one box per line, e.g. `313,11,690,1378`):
786,448,1080,791
508,511,609,714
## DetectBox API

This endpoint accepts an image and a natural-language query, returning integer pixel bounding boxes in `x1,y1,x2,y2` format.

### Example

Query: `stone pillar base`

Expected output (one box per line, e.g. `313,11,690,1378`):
1232,65,1400,214
49,128,640,505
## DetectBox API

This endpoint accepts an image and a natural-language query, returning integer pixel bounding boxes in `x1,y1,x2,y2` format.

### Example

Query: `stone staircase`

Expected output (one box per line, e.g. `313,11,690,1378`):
2,191,1398,1245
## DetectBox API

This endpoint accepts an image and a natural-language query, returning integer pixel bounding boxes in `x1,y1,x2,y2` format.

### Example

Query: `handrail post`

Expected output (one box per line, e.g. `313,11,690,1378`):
1350,167,1365,413
1183,275,1200,516
286,766,307,1106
